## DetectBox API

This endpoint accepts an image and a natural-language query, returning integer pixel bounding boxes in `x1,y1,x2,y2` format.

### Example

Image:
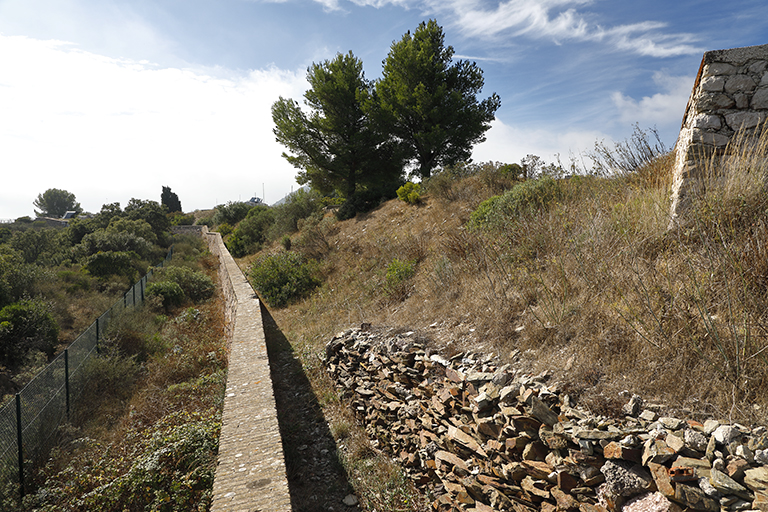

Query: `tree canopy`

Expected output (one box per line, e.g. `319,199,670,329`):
271,20,500,208
161,186,182,213
33,188,82,218
376,20,501,178
273,51,404,199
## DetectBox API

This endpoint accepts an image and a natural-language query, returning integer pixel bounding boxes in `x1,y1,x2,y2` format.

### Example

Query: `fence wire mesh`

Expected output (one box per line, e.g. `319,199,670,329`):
0,248,172,505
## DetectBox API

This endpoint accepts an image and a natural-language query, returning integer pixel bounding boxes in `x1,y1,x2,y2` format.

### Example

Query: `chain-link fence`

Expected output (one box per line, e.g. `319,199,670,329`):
0,247,173,505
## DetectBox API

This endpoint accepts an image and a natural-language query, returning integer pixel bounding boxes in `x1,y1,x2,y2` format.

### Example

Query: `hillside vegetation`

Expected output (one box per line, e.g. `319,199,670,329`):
226,125,768,508
13,235,226,511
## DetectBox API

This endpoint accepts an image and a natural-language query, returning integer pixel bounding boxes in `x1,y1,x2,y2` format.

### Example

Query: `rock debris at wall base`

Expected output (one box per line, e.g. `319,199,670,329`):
326,326,768,511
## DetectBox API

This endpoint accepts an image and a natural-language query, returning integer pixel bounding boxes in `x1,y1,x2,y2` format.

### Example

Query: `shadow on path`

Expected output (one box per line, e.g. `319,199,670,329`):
260,302,357,512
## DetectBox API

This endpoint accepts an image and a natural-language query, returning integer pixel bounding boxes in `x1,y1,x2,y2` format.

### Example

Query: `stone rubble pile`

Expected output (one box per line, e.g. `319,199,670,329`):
325,327,768,512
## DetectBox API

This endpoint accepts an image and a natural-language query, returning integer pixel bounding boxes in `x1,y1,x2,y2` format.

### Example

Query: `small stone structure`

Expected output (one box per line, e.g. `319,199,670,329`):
202,227,292,512
670,43,768,226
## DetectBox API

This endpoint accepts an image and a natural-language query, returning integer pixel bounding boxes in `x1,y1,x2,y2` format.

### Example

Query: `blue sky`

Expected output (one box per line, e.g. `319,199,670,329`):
1,0,767,219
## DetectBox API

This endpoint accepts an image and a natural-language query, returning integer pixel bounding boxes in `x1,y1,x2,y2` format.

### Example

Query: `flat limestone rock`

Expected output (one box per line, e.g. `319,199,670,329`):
745,467,768,492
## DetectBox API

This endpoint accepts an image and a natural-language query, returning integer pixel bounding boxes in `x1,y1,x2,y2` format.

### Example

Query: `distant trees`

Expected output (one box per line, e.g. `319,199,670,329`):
161,186,182,213
272,19,499,202
33,188,82,218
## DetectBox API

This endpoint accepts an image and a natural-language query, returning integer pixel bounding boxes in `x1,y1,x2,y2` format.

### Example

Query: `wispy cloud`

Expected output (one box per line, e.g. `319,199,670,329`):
295,0,703,58
444,0,701,57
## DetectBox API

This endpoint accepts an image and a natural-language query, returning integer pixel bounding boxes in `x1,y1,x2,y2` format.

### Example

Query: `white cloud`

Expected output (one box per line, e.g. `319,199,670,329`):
472,118,608,169
611,71,693,127
0,35,308,218
352,0,703,58
0,0,181,66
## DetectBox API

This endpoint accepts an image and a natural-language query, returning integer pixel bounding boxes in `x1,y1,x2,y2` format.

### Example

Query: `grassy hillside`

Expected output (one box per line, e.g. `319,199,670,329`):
241,127,768,505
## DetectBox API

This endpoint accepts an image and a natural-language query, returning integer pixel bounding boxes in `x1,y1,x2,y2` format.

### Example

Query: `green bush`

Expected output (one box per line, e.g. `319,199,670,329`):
78,229,155,260
85,251,143,280
195,215,214,227
249,251,320,308
396,182,422,205
168,212,195,226
0,299,59,368
384,258,417,301
267,188,322,240
212,201,252,226
156,266,215,303
470,175,562,229
64,411,219,512
226,205,275,257
146,281,185,309
217,223,233,237
57,268,92,293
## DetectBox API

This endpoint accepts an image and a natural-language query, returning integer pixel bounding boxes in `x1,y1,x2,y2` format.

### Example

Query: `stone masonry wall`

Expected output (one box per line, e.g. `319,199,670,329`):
204,228,292,512
670,43,768,226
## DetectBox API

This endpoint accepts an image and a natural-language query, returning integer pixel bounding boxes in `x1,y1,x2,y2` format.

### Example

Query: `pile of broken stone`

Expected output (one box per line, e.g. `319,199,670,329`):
325,327,768,512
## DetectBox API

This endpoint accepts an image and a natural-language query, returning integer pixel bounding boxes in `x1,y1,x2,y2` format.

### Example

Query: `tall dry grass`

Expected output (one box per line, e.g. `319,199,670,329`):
248,126,768,511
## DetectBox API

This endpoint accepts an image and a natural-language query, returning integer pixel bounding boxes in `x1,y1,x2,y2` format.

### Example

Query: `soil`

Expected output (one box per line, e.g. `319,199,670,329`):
262,306,360,512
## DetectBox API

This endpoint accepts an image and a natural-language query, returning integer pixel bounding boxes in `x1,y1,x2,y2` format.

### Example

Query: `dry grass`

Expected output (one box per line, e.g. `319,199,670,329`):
240,126,768,510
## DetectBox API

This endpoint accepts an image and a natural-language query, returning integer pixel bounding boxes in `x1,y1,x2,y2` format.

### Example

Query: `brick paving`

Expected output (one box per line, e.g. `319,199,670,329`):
205,231,292,512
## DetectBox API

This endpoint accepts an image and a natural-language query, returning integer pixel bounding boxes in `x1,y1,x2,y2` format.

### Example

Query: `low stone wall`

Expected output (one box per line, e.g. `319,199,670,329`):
204,228,292,512
670,43,768,225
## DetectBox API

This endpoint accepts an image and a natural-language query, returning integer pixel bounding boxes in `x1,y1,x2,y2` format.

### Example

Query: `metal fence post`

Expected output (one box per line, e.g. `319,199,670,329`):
95,318,100,355
65,349,70,422
15,393,24,500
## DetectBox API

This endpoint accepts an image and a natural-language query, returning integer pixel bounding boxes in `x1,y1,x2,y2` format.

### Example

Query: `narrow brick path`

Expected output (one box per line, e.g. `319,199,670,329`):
206,231,292,512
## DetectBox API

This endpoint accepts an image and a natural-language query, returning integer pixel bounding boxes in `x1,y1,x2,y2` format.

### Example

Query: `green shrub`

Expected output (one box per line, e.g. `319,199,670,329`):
396,182,422,205
217,223,233,236
212,201,252,226
168,212,195,226
57,268,92,293
281,235,292,251
146,281,185,309
267,188,322,240
249,251,320,308
69,411,219,512
384,258,417,301
157,266,215,303
85,251,143,280
225,205,275,257
78,229,155,260
470,175,562,229
195,216,214,227
0,299,59,368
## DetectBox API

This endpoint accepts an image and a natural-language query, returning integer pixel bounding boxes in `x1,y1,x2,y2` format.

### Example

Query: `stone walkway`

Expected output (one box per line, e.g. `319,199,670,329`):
206,230,292,512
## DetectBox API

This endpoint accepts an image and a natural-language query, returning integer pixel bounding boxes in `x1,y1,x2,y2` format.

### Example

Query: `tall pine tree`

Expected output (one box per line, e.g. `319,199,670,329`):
272,51,404,198
376,20,501,179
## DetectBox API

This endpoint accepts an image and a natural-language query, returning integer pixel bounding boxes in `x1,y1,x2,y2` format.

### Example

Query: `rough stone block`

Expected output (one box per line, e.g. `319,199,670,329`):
600,460,655,498
725,75,757,94
703,62,737,76
745,467,768,492
752,88,768,109
725,111,764,130
673,483,719,512
624,491,683,512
